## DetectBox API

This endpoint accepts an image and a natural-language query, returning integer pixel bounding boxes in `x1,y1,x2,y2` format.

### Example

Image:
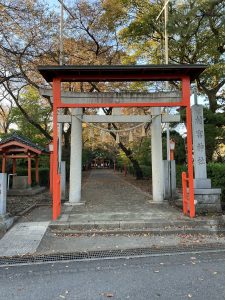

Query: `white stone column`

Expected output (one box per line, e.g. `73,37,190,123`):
151,107,164,203
61,161,66,200
69,108,83,204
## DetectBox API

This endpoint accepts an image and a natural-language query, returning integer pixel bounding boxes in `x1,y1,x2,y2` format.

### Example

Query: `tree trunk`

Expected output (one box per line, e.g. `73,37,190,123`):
207,91,218,113
63,124,71,150
103,108,143,179
109,131,143,179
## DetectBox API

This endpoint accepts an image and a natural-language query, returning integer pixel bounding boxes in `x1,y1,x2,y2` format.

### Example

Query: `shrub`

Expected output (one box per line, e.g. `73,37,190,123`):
176,164,187,188
207,163,225,204
140,165,151,178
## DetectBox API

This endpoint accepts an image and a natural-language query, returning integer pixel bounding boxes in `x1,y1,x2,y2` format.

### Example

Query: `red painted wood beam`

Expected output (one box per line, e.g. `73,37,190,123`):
56,74,183,82
28,153,32,187
35,157,39,185
52,78,61,220
183,76,195,218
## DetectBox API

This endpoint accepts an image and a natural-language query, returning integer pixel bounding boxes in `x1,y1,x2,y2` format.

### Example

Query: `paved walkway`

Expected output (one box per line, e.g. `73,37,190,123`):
0,222,49,256
59,169,185,224
1,169,225,257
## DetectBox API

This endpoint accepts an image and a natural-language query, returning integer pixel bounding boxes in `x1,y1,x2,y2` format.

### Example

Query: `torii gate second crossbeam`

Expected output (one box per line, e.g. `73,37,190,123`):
38,64,207,220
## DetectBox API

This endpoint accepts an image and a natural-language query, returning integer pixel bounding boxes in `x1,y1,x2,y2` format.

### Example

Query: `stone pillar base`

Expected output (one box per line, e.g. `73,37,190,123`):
0,214,14,232
195,188,222,213
64,201,85,206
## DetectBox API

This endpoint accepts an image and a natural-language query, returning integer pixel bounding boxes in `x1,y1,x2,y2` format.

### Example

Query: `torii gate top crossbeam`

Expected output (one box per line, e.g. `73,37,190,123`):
38,64,206,108
38,64,206,82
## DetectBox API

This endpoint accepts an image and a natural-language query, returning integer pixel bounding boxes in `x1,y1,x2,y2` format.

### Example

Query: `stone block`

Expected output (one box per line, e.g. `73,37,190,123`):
0,173,7,216
194,188,221,195
196,204,222,214
194,178,211,189
12,176,28,189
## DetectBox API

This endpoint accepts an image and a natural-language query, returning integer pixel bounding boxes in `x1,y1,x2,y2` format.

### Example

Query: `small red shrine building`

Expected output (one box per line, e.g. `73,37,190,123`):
0,133,49,187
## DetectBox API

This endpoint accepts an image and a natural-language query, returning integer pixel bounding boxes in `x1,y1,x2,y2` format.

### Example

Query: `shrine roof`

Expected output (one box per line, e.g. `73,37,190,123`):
0,133,49,155
38,64,207,82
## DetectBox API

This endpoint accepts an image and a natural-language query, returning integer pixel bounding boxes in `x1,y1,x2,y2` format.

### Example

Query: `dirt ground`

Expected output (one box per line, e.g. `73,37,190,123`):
7,190,51,217
6,171,92,217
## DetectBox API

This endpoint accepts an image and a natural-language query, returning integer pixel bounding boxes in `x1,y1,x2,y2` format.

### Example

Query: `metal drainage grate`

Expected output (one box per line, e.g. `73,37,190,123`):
1,244,225,266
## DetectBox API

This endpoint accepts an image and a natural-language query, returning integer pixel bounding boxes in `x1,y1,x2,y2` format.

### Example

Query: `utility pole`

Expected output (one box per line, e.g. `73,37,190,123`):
58,0,64,173
156,0,170,160
164,0,170,161
59,1,64,65
164,0,169,66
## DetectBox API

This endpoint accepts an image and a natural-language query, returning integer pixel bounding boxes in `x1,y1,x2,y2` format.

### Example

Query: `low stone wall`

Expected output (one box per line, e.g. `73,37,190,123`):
12,176,28,189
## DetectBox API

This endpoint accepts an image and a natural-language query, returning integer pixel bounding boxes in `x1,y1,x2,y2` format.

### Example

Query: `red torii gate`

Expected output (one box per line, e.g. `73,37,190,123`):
38,64,207,220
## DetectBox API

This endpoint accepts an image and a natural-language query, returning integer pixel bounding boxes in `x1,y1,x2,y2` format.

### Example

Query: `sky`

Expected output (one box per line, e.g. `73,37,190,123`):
45,0,206,108
47,0,61,11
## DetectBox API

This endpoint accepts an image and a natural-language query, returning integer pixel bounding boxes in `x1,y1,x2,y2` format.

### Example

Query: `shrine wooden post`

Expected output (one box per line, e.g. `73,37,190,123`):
35,157,39,185
2,154,6,173
28,153,32,187
13,158,16,174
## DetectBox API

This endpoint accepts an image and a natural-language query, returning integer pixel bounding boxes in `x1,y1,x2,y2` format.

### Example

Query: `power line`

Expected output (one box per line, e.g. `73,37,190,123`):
156,0,170,21
57,0,76,19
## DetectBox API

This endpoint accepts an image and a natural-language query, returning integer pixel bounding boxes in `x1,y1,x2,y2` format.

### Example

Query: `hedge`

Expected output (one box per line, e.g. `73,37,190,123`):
15,168,49,187
118,162,225,204
207,163,225,204
176,164,187,188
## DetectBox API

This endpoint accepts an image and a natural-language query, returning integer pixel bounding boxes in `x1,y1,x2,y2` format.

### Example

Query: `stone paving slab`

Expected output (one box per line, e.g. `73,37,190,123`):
0,222,49,257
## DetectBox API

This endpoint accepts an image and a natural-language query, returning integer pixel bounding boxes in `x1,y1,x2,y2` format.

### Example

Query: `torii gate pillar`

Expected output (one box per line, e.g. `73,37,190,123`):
69,108,83,204
151,107,164,202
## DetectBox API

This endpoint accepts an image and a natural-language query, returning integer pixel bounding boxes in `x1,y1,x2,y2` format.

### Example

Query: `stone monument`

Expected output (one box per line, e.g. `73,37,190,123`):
191,101,221,213
0,173,14,231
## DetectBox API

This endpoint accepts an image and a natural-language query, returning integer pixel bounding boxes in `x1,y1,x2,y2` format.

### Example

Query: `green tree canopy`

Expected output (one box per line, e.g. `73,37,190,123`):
10,86,51,145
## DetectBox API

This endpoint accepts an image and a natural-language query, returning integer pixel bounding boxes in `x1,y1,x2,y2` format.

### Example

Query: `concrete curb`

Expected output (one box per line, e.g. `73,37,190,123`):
49,216,225,235
50,228,225,236
0,215,15,233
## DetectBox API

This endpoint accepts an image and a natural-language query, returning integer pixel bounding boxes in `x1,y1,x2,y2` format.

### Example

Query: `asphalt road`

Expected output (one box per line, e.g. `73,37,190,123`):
1,250,225,300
